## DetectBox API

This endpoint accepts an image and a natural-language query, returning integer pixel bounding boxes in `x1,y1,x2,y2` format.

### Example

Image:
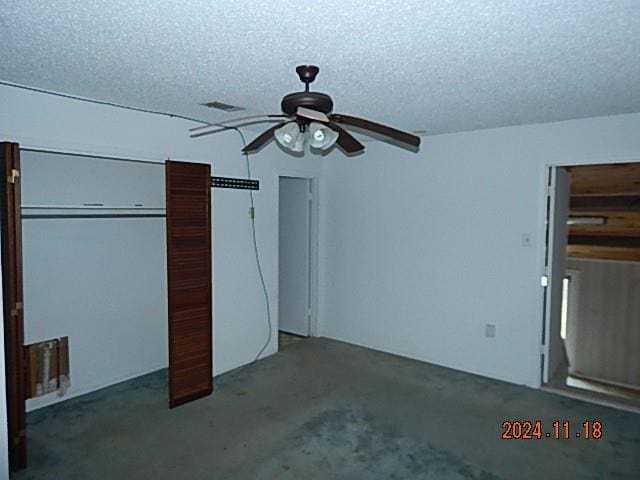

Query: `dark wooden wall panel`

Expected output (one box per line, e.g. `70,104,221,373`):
165,161,213,408
1,142,27,470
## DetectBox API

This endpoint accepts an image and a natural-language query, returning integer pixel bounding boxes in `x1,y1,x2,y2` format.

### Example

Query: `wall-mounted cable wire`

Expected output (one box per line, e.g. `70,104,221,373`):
0,80,274,364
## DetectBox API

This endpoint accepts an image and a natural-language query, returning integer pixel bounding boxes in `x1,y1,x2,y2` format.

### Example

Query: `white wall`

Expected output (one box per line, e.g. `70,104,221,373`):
320,112,640,387
566,258,640,388
0,83,323,413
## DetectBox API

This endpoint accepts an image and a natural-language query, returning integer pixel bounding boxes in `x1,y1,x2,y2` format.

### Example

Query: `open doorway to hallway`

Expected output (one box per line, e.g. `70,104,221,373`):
543,162,640,411
278,176,317,350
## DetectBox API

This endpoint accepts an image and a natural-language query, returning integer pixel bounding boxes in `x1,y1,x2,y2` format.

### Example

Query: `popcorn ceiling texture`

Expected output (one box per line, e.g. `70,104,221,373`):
1,1,639,135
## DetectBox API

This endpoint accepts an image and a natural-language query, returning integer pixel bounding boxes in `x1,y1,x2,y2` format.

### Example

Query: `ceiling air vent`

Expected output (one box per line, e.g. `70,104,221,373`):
201,101,244,112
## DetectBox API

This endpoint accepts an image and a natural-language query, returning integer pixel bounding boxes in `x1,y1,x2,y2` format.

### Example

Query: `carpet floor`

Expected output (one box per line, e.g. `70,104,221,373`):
13,338,640,479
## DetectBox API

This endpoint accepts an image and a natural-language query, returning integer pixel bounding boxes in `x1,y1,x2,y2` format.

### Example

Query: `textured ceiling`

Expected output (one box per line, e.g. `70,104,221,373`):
1,1,640,135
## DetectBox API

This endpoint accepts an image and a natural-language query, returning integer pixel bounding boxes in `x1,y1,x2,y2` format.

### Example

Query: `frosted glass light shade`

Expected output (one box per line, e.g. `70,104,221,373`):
308,122,339,150
275,122,305,152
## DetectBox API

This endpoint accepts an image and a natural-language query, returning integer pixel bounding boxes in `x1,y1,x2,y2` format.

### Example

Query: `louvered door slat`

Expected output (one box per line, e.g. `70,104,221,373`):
166,160,213,408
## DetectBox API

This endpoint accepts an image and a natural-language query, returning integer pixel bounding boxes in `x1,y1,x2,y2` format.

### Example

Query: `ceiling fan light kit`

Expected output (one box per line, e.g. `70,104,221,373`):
274,122,305,152
308,122,339,150
191,65,421,156
273,119,339,153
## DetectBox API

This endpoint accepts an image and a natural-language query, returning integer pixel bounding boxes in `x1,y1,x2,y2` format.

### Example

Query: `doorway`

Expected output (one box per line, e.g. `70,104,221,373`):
542,162,640,410
278,176,316,349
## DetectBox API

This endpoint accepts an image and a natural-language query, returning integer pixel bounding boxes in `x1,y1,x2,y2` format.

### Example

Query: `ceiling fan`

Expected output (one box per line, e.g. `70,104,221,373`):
190,65,421,155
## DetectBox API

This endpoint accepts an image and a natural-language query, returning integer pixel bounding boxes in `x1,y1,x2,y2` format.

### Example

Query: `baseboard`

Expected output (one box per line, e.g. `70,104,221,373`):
26,363,168,412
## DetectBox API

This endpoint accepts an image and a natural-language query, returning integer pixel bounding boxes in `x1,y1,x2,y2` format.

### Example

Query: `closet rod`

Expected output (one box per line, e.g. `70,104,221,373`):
22,204,165,211
20,147,165,166
22,213,166,219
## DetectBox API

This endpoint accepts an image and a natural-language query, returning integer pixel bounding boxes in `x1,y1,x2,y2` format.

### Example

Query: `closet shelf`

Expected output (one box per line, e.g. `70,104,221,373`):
21,204,166,219
21,204,165,211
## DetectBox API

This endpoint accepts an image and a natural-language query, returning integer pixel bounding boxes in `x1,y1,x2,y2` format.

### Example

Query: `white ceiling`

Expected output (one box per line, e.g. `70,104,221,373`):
1,1,639,135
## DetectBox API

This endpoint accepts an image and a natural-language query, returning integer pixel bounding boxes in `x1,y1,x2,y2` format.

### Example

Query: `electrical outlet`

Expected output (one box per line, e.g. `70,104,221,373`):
485,324,496,338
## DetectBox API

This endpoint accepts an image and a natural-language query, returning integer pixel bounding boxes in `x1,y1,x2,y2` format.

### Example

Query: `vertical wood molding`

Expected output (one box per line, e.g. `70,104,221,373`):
0,142,27,471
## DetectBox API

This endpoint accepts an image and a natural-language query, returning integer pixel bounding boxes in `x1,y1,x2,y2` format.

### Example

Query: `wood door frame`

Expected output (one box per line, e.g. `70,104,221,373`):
1,142,27,471
538,158,640,388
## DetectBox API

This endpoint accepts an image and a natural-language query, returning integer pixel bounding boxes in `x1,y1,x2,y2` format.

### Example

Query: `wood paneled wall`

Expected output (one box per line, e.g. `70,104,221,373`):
566,259,640,389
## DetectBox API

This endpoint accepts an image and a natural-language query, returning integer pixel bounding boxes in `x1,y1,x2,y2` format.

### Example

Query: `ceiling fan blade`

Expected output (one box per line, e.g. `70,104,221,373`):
190,119,286,139
296,106,329,123
189,114,288,132
242,122,288,153
329,113,421,148
328,122,365,154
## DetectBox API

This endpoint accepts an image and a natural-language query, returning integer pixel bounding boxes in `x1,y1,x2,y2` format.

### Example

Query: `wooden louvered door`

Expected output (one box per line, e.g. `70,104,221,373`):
165,160,213,408
1,142,27,470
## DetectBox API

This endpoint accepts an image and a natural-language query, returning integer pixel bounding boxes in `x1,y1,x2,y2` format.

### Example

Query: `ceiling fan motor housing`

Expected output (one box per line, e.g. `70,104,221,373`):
281,64,334,116
281,91,334,116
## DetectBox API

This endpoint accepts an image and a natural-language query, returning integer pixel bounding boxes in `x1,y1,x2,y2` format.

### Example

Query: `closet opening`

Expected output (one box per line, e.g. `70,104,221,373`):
1,144,213,472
